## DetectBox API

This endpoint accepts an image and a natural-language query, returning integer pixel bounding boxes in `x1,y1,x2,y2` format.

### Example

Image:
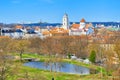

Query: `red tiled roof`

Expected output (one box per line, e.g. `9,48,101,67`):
42,31,50,35
0,36,10,38
71,24,80,29
80,18,86,22
15,25,23,29
34,27,40,31
50,28,69,34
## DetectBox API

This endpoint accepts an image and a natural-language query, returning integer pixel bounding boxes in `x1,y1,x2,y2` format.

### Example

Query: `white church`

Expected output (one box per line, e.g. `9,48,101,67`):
61,13,94,36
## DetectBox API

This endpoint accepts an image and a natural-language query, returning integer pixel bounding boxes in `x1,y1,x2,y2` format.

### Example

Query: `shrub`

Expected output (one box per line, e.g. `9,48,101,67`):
89,50,96,63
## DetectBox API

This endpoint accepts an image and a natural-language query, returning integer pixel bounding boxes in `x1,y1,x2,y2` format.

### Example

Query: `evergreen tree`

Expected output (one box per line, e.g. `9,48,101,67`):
89,50,96,63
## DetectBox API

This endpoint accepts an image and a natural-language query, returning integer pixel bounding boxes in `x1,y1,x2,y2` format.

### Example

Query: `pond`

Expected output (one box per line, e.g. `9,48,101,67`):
24,61,90,75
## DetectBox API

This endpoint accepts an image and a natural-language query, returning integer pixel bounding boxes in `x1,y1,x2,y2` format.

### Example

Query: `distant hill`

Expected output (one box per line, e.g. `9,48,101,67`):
0,22,120,28
22,22,120,28
22,23,62,28
70,22,120,26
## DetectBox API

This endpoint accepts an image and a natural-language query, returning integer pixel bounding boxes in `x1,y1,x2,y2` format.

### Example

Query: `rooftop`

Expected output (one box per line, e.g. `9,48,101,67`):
80,18,86,22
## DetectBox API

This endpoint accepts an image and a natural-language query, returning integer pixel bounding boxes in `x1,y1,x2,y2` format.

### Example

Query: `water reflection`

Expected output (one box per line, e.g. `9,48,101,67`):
24,61,90,75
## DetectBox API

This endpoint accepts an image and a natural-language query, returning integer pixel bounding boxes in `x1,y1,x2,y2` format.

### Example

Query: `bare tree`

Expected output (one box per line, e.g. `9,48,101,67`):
11,39,30,62
0,38,14,80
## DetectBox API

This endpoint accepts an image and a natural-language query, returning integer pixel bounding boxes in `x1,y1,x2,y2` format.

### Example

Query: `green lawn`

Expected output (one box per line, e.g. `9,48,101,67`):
10,53,109,80
8,65,106,80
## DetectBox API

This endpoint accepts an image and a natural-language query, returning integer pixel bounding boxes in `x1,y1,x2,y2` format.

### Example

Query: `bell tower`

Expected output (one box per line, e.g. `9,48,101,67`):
80,18,86,29
62,13,69,29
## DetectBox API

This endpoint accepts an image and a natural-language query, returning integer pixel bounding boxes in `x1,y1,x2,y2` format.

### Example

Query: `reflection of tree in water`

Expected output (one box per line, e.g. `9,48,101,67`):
57,63,66,72
44,62,66,72
52,62,66,72
74,66,83,74
44,63,49,69
44,61,50,70
43,62,89,74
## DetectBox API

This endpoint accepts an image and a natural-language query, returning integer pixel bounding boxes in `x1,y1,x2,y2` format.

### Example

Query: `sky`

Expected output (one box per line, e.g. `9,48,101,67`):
0,0,120,23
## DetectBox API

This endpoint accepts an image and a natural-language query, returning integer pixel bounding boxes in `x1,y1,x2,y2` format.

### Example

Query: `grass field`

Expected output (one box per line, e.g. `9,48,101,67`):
8,53,110,80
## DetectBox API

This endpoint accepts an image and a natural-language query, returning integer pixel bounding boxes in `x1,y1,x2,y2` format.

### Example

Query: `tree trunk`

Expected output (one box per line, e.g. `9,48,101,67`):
20,52,22,62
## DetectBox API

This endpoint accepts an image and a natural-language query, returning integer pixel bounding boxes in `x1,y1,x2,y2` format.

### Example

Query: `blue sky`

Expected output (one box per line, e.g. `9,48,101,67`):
0,0,120,23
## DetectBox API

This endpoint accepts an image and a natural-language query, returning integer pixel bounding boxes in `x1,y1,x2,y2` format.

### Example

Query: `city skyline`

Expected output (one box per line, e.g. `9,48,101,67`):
0,0,120,23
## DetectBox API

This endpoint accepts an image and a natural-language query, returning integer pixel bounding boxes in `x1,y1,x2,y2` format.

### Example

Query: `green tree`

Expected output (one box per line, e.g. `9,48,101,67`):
89,50,96,63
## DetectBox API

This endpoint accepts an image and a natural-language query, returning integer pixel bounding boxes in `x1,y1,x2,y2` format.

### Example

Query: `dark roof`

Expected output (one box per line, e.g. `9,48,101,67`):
15,29,23,32
2,30,14,33
27,29,36,34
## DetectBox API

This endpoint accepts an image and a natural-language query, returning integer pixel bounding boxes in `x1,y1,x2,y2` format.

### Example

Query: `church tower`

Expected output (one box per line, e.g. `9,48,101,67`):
62,13,69,29
80,18,86,29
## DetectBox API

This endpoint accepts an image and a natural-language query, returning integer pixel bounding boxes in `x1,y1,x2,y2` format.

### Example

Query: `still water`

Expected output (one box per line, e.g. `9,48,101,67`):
24,61,90,75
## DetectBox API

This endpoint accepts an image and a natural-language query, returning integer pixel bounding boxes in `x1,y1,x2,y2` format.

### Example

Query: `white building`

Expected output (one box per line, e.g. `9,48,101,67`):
69,19,94,36
69,18,87,35
62,13,69,29
79,19,86,29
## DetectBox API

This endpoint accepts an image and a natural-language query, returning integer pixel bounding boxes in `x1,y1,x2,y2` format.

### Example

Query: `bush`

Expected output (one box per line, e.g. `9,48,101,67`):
89,50,96,63
68,54,71,59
